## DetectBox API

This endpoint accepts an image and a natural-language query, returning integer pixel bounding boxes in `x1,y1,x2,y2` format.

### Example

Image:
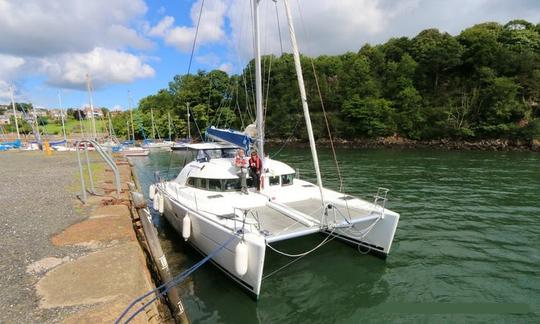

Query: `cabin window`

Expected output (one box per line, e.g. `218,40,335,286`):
204,149,223,159
281,173,295,186
269,176,280,186
187,177,207,189
208,179,221,191
223,179,241,191
187,177,245,192
222,148,237,158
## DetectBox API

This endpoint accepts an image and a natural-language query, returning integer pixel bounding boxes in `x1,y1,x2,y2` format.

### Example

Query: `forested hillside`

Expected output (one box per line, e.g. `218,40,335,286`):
132,19,540,143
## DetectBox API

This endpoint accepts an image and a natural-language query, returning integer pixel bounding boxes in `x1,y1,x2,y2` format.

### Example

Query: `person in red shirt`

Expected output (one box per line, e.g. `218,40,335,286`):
249,150,262,191
234,149,248,194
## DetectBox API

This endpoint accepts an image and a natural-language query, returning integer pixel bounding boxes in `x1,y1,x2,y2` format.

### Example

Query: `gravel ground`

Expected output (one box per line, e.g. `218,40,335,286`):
0,151,95,323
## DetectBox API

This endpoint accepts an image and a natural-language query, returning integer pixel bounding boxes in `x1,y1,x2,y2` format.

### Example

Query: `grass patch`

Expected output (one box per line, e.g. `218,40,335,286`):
42,119,107,136
69,153,107,195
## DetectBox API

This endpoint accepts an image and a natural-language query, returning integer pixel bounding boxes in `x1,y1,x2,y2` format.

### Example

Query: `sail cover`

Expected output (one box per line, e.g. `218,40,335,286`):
206,126,252,153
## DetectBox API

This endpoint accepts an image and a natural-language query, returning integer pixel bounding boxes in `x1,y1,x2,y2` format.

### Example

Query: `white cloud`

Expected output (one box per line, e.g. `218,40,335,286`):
217,62,233,74
40,47,155,89
148,16,175,37
0,55,25,102
159,0,539,65
0,54,25,77
0,0,151,56
0,0,156,101
0,81,13,103
147,0,227,52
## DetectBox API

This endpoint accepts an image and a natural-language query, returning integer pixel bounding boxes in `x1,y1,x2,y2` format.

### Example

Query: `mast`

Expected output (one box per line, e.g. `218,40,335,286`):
252,0,265,160
128,90,135,140
85,74,97,139
108,112,114,138
283,0,325,205
186,102,191,139
150,108,156,140
167,112,172,141
31,103,42,143
57,91,67,142
126,120,131,141
9,85,20,140
77,109,85,139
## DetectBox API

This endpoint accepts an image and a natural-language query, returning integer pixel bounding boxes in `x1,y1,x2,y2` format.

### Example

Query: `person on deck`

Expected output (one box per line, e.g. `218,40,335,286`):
249,150,262,191
234,149,248,194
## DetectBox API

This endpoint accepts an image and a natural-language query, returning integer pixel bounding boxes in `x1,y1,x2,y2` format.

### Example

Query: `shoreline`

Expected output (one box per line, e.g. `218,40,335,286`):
265,137,540,152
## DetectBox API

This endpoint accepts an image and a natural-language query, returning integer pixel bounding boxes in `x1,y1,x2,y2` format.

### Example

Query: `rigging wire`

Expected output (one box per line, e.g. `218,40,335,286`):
187,0,205,76
273,0,284,55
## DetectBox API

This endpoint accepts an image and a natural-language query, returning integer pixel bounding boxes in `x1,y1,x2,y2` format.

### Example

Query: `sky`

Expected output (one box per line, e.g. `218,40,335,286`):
0,0,538,110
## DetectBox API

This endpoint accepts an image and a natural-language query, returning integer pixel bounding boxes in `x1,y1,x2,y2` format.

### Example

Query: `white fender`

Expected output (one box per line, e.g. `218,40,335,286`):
182,214,191,241
153,192,160,211
235,241,249,276
149,184,156,200
158,192,164,214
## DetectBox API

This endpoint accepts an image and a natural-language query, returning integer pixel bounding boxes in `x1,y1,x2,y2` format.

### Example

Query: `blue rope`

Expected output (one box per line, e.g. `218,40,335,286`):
115,234,237,324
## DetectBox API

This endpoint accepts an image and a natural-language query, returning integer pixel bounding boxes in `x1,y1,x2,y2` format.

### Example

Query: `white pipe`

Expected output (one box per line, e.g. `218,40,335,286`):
283,0,326,209
252,0,265,164
9,85,20,140
57,91,67,142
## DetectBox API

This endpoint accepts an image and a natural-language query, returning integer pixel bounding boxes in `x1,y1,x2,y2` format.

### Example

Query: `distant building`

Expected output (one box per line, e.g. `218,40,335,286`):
33,108,48,117
0,115,10,125
83,107,104,119
4,111,23,118
48,109,65,120
110,109,122,117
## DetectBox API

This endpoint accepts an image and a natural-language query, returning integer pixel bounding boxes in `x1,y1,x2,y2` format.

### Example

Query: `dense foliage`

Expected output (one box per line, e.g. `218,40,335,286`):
124,20,540,142
11,20,539,143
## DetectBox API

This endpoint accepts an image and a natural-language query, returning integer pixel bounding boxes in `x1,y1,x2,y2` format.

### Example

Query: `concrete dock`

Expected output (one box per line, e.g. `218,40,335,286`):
0,151,168,323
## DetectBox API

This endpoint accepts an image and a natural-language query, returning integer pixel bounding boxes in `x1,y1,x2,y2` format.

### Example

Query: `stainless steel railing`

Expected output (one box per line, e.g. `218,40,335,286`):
76,139,121,203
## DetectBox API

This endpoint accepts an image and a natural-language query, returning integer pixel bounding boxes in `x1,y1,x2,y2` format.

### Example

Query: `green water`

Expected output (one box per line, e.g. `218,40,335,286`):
131,148,540,323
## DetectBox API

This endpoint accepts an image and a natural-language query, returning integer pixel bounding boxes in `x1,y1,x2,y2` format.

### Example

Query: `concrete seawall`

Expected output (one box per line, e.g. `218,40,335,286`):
0,151,173,323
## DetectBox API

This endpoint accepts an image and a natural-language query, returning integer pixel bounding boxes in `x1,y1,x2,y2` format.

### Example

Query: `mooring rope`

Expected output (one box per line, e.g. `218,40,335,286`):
115,234,236,324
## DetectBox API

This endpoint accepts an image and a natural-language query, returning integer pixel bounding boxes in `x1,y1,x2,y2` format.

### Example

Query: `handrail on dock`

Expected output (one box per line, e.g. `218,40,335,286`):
76,139,121,203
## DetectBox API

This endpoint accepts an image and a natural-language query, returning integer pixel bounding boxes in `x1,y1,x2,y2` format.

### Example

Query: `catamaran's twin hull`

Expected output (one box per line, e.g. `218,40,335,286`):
159,187,399,298
162,193,267,297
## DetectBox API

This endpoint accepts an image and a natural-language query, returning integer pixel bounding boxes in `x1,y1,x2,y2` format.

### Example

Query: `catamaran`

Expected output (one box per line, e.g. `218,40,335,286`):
150,0,399,298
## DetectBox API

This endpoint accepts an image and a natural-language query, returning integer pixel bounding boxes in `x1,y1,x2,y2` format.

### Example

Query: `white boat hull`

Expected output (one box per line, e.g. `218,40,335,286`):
161,187,267,297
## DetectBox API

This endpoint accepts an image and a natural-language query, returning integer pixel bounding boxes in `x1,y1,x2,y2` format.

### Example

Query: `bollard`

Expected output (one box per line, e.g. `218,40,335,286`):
44,141,52,156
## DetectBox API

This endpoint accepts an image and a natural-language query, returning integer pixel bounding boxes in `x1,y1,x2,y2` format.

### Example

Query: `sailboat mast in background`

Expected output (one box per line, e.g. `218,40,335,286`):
85,74,97,139
57,91,67,142
128,90,135,140
9,85,20,140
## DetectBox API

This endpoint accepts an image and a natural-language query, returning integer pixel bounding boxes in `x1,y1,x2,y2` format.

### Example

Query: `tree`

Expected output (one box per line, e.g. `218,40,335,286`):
343,96,395,137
